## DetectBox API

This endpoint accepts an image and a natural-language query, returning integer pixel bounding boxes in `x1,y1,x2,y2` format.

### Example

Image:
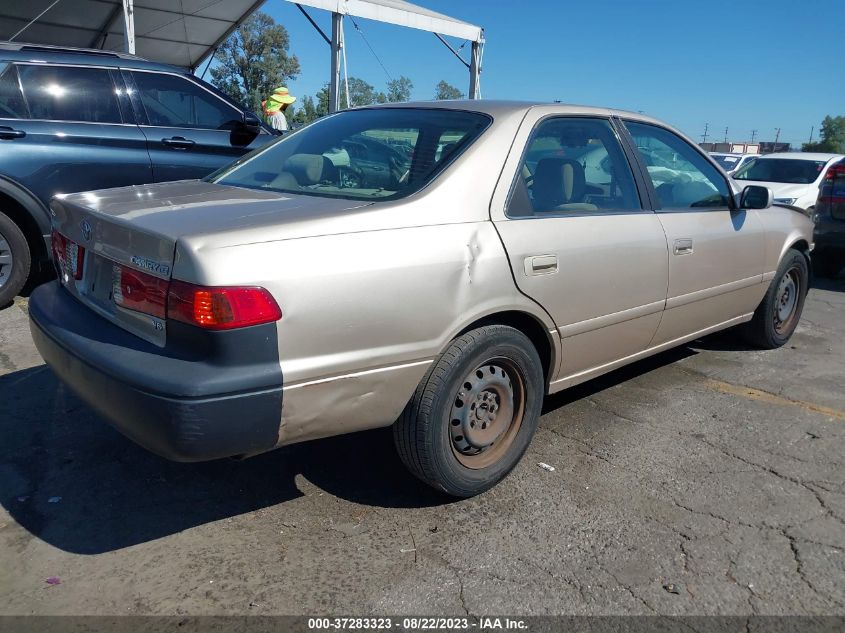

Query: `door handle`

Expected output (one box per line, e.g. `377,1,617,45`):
524,254,558,276
673,239,694,255
0,127,26,140
161,136,195,149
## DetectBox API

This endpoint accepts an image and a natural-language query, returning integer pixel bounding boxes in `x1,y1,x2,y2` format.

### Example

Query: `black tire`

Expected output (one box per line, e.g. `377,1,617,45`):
813,249,845,278
0,211,31,307
742,248,808,349
394,325,544,497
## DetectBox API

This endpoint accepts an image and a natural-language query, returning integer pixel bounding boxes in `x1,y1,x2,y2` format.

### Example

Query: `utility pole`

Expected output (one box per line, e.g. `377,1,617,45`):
724,126,729,143
774,127,781,149
750,129,758,143
702,122,709,144
809,126,814,144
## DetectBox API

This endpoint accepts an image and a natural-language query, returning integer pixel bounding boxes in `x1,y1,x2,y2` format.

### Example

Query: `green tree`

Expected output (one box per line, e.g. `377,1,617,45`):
291,95,319,127
342,77,378,107
434,80,463,100
803,116,845,153
209,12,300,115
386,76,413,102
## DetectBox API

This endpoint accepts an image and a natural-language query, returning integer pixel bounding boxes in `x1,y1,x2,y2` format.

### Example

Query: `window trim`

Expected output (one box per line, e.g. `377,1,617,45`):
504,114,652,220
128,68,247,132
9,61,128,125
619,118,736,214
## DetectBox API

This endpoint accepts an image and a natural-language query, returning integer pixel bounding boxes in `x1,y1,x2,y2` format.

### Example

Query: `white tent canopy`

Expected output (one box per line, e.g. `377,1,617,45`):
0,0,266,70
0,0,484,108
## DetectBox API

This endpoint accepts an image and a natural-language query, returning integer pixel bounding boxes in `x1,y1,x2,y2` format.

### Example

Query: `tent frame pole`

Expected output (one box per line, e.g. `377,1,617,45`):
122,0,136,54
469,40,481,99
329,11,343,113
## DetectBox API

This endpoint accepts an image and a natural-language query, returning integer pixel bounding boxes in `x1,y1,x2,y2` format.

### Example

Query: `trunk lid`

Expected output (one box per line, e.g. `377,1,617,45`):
51,180,369,346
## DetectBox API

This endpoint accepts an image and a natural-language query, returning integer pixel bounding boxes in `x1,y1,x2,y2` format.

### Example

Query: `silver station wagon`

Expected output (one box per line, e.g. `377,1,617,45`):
29,101,813,497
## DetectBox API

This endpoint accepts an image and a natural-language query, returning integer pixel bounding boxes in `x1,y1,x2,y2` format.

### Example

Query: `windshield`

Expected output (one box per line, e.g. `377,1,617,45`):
712,154,741,171
733,158,827,184
211,108,491,201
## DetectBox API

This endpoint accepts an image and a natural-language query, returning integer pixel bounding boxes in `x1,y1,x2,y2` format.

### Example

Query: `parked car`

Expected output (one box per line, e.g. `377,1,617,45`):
709,152,757,174
731,152,845,211
29,102,813,497
0,42,275,305
813,158,845,277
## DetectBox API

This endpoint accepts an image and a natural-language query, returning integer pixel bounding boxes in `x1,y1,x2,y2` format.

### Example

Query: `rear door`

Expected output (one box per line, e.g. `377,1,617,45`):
621,120,766,345
491,109,669,386
0,62,152,205
126,70,269,182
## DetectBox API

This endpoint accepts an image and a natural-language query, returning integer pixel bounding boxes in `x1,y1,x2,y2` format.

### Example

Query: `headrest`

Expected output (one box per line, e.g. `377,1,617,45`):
284,154,332,185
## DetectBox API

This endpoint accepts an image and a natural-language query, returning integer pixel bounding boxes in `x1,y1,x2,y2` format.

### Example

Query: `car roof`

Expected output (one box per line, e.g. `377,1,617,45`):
759,152,844,161
359,99,669,126
0,40,187,74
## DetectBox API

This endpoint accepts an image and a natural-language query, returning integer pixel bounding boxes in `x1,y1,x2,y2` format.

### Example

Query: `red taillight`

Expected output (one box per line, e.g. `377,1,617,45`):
112,264,168,319
51,230,84,280
167,280,282,330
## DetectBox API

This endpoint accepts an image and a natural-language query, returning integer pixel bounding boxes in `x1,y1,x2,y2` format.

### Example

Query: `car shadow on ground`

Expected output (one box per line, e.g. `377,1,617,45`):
0,335,719,555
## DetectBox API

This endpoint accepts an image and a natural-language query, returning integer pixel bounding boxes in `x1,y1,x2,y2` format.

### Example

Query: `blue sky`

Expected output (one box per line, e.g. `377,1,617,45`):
244,0,845,146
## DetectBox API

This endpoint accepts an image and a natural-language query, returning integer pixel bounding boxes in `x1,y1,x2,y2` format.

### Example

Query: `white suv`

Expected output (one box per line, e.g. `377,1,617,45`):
731,152,845,211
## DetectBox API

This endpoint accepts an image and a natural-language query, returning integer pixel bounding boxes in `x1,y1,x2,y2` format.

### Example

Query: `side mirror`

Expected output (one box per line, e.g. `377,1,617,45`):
240,112,262,135
739,185,772,209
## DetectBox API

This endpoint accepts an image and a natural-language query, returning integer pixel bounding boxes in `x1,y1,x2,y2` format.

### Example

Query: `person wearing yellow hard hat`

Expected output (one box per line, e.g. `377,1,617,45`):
262,86,296,132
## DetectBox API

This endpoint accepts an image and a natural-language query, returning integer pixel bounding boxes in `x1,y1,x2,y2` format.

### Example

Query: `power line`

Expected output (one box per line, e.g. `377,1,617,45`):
348,15,393,82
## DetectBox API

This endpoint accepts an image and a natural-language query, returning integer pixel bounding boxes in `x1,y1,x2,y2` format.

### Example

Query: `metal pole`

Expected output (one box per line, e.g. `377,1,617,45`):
122,0,136,55
329,12,343,113
469,41,481,99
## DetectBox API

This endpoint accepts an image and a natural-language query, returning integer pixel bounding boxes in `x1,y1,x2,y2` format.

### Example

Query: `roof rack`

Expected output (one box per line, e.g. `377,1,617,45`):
0,41,144,60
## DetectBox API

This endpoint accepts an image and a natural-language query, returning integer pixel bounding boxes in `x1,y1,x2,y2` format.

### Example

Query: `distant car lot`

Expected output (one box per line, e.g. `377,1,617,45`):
1,272,843,615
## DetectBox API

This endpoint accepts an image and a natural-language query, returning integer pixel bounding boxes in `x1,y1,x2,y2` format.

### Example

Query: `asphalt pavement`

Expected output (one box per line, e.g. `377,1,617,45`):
1,276,843,616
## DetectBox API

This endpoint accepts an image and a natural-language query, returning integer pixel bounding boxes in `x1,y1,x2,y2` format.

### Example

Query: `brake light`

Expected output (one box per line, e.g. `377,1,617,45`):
51,230,84,280
112,264,167,319
167,280,282,330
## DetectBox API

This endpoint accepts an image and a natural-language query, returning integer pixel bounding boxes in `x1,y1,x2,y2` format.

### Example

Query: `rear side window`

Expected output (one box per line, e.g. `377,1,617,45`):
17,65,122,124
0,64,28,119
625,121,731,209
132,72,242,130
508,117,641,217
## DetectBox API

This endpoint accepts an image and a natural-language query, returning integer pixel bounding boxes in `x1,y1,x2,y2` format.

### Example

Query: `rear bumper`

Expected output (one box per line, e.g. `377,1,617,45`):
28,282,284,461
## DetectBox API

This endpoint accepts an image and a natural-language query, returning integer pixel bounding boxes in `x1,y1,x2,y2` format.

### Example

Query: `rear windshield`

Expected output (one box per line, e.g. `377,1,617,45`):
211,108,491,201
733,158,827,184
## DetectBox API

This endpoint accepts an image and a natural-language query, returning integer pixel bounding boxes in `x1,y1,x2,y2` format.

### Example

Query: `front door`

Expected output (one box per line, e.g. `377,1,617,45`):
491,111,669,386
622,120,766,346
126,70,269,182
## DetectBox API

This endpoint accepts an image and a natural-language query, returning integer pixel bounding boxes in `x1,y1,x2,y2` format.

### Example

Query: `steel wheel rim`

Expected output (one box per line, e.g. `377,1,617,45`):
448,357,526,469
773,267,800,334
0,234,12,288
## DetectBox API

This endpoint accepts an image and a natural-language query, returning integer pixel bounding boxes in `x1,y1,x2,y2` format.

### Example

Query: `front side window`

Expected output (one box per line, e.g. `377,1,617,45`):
507,117,641,217
212,108,491,201
132,72,242,130
17,64,122,123
0,64,28,119
733,158,827,184
625,121,731,209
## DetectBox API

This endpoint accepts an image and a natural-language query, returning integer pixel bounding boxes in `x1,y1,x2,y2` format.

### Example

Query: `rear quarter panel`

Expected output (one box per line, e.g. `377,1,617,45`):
177,221,555,445
760,207,815,278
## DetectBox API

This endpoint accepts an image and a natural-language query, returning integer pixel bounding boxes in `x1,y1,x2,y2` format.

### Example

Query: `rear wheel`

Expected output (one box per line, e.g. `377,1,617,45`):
813,249,845,278
394,325,544,497
742,248,808,349
0,211,30,307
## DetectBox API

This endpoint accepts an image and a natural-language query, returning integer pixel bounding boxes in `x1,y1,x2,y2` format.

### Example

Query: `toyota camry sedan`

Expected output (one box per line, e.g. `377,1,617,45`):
29,101,814,497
